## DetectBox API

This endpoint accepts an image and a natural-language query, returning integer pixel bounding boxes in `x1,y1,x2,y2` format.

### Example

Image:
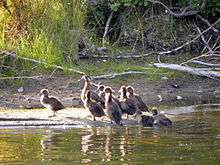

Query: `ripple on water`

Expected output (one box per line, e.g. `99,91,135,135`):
0,105,220,164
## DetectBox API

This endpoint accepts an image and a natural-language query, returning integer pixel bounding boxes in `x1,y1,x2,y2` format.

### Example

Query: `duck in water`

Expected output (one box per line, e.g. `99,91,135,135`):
134,110,154,127
119,86,138,119
104,87,123,126
80,75,105,108
151,107,172,126
40,89,65,117
83,90,105,121
126,86,149,112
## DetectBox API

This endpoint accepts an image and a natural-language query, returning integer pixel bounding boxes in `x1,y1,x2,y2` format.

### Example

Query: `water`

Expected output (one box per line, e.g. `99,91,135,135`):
0,106,220,165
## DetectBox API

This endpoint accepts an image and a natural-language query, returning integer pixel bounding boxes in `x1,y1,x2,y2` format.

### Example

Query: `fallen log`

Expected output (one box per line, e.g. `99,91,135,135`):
91,71,148,80
154,63,220,79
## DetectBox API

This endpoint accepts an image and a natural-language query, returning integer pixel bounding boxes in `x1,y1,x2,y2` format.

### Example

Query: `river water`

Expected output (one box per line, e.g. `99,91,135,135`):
0,105,220,164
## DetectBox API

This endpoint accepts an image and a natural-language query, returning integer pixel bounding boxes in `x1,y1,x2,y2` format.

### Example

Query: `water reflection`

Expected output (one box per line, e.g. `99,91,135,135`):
0,106,220,164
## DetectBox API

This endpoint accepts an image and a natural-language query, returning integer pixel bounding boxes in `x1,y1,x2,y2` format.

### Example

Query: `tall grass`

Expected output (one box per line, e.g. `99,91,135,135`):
0,0,85,68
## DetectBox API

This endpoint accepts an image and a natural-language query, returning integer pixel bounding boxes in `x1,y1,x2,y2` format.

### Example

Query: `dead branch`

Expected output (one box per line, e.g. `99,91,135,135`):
0,75,44,80
102,11,113,47
191,60,220,67
2,51,85,75
91,71,148,80
147,0,198,18
196,14,219,33
158,18,220,55
195,25,213,53
79,52,154,59
154,63,220,79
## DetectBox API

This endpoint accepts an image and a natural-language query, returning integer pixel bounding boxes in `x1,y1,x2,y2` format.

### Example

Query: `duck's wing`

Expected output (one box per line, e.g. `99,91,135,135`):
49,97,65,110
91,91,105,103
88,101,105,117
108,102,122,125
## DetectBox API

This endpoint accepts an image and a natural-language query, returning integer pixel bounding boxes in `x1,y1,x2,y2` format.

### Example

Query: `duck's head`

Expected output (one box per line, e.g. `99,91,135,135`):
104,86,114,94
78,75,90,82
97,84,105,92
118,85,126,93
126,86,134,94
151,107,158,115
40,89,49,97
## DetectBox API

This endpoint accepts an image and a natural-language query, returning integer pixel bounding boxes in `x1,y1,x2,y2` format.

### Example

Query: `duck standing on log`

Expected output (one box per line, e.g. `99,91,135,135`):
126,86,149,112
80,75,105,108
151,107,172,126
83,90,105,121
119,86,138,118
104,87,123,126
40,89,65,117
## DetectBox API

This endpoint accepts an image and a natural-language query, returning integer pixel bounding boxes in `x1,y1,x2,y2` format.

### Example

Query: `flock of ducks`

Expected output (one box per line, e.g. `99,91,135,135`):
40,75,172,127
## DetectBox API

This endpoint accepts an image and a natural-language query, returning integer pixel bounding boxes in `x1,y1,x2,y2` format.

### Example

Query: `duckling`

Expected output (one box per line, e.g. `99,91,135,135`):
126,86,149,112
80,75,105,108
83,90,105,121
96,84,105,101
151,107,172,126
134,111,154,127
104,87,123,126
119,86,138,118
40,89,65,117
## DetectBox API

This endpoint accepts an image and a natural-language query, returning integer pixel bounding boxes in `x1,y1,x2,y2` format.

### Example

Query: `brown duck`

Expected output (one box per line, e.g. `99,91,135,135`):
134,111,154,127
152,107,172,126
119,86,138,118
84,90,105,121
104,87,123,126
80,75,105,108
40,89,65,116
96,84,105,101
126,86,149,112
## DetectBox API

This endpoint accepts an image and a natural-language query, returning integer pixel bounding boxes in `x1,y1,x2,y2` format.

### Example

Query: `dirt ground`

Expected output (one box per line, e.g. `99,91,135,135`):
0,74,219,110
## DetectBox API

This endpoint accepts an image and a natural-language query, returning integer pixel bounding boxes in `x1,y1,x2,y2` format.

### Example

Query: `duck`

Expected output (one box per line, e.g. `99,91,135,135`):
151,107,172,126
80,75,105,108
83,90,105,121
104,87,123,126
96,84,105,101
40,89,65,116
118,86,138,118
134,110,154,127
126,86,149,112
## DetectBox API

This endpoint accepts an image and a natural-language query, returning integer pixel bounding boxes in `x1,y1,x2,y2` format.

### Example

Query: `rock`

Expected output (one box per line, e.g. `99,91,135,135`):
17,87,24,93
176,95,183,100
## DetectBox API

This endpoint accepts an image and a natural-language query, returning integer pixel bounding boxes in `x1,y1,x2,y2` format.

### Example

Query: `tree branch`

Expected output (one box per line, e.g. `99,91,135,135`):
2,51,85,75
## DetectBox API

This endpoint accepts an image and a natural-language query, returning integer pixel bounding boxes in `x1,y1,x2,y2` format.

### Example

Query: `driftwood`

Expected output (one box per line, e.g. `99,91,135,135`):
191,60,220,67
154,63,220,79
91,71,148,80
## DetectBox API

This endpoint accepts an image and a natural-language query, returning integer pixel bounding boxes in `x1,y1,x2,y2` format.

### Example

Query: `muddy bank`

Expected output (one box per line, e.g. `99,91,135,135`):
0,74,219,109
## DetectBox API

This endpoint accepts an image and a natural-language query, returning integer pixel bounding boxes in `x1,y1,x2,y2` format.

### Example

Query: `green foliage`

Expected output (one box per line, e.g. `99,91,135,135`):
110,0,148,11
205,0,220,16
0,0,86,68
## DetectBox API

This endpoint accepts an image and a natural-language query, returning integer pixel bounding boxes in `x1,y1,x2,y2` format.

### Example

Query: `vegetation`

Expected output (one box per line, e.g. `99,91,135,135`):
0,0,219,79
